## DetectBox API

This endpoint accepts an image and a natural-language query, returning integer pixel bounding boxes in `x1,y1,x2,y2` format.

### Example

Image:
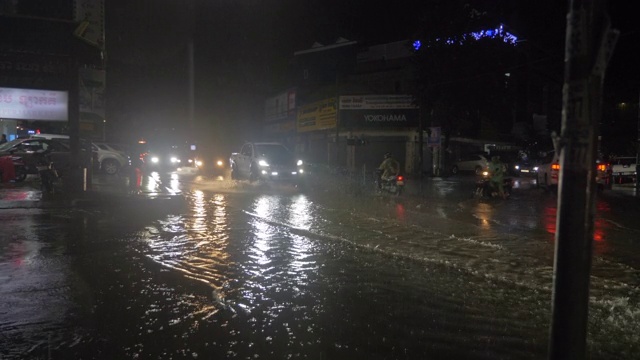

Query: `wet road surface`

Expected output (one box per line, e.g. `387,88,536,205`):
1,173,639,359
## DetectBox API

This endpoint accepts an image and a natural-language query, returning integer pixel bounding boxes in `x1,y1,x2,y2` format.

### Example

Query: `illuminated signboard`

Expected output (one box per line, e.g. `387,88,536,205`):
0,87,69,121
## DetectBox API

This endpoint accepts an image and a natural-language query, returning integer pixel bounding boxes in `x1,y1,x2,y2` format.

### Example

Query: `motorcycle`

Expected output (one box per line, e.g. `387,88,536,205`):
375,169,405,196
11,153,59,192
475,170,512,199
36,154,59,193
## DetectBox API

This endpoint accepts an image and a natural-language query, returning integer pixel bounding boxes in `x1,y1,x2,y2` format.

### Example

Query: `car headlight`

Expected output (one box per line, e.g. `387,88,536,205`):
297,159,303,166
195,160,203,167
170,156,179,163
151,156,159,163
258,160,269,167
533,166,539,171
514,165,520,170
216,160,224,167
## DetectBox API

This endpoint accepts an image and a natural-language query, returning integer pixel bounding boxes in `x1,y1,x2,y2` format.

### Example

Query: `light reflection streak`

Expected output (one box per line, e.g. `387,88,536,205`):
473,202,494,230
287,195,317,272
251,196,278,266
190,190,206,233
542,199,610,254
170,173,180,193
289,195,312,230
395,203,405,221
147,171,160,192
145,191,232,293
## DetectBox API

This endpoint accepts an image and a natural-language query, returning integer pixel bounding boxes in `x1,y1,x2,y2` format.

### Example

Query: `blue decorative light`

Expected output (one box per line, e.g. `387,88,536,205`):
415,23,518,51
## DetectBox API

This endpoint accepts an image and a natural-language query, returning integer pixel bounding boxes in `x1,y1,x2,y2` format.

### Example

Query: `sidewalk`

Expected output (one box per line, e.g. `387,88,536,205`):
0,173,184,210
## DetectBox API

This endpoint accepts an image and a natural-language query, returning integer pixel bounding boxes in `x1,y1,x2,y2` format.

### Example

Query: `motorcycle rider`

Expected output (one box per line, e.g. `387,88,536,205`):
488,155,507,199
378,152,400,188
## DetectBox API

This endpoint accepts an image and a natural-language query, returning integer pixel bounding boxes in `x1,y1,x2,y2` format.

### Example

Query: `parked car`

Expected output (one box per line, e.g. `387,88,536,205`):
30,134,130,175
229,142,304,183
537,150,611,191
0,137,91,177
93,142,132,175
609,156,636,183
451,153,490,175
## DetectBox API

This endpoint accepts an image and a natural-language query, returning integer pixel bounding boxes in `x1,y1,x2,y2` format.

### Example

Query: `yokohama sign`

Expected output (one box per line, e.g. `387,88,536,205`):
339,95,419,129
340,109,419,129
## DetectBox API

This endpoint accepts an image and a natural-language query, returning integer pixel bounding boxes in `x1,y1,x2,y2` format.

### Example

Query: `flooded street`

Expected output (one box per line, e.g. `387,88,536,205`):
1,174,640,359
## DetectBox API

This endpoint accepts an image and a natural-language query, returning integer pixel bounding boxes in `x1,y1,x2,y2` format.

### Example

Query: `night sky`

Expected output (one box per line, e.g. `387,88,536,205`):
100,0,638,151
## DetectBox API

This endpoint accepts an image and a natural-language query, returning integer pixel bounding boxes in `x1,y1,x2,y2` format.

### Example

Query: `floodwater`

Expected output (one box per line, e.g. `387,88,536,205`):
1,174,639,359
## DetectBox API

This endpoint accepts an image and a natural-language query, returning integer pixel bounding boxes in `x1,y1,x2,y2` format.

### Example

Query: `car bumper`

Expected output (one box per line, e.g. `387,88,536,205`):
258,167,305,181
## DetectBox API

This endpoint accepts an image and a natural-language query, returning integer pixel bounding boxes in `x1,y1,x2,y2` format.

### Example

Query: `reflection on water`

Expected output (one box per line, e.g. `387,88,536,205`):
541,198,611,253
6,184,639,359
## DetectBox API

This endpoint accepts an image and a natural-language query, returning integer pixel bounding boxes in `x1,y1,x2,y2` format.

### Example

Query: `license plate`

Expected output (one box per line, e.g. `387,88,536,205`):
521,169,529,173
396,181,404,186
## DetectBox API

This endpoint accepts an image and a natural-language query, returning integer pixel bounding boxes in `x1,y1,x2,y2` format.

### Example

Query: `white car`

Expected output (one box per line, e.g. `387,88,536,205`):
610,156,636,181
537,150,611,191
536,150,559,190
451,154,490,175
93,142,132,175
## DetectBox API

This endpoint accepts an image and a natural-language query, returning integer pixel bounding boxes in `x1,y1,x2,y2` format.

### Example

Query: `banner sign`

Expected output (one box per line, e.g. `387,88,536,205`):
427,126,441,146
74,0,105,49
339,95,417,110
79,68,106,121
339,108,419,129
0,87,68,121
265,89,296,123
264,120,295,134
297,98,337,132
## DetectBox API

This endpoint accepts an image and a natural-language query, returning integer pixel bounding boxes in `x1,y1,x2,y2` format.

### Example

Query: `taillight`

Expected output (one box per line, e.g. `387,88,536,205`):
397,175,404,181
597,163,607,172
551,163,560,171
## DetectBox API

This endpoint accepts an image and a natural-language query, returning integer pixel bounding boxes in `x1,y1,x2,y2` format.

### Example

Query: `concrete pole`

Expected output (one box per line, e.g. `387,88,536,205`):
548,1,618,359
68,63,84,194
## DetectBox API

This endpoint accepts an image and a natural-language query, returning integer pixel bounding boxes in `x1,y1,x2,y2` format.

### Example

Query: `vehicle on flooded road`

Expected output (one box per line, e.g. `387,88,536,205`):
450,153,490,175
229,142,305,184
537,150,611,192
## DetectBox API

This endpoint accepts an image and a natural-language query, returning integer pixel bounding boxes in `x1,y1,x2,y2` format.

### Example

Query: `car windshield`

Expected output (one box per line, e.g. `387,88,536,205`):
255,144,293,161
0,138,24,152
615,157,635,166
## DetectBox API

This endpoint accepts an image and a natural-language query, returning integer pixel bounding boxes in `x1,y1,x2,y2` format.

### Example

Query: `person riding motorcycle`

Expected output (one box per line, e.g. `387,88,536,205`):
378,152,400,188
488,155,507,199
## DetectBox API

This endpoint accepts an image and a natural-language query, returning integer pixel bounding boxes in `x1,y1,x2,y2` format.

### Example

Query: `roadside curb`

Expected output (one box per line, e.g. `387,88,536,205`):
0,192,186,210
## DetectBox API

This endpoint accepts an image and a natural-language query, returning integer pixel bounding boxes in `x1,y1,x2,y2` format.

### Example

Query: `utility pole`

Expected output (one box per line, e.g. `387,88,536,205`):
67,61,84,194
418,106,424,187
635,91,640,192
549,1,618,359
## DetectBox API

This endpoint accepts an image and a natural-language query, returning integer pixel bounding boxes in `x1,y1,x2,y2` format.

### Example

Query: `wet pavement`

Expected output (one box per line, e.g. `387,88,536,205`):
1,170,640,359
